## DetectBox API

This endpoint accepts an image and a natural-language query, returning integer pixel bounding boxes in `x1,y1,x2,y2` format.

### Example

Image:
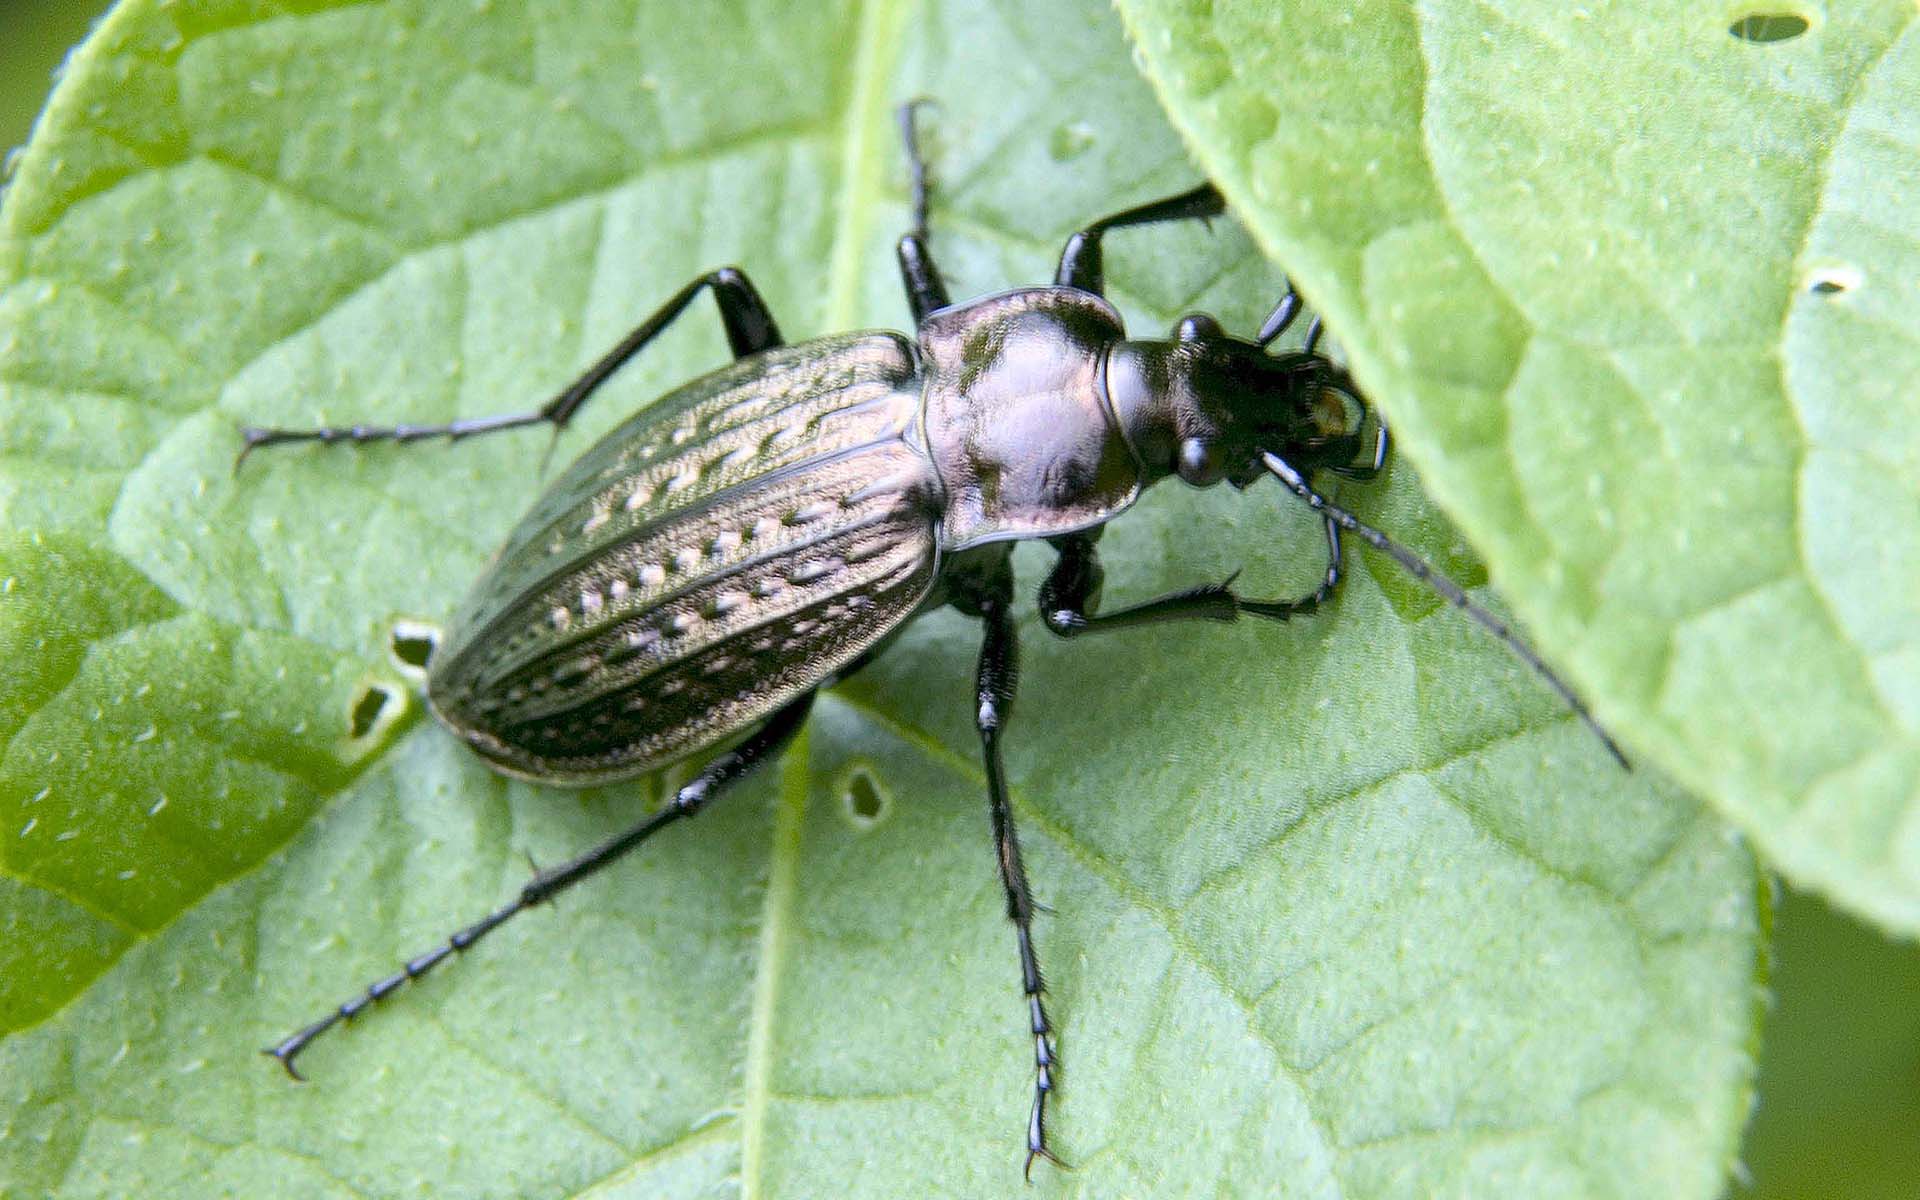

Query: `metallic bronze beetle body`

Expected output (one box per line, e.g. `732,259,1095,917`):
429,283,1346,789
245,107,1610,1177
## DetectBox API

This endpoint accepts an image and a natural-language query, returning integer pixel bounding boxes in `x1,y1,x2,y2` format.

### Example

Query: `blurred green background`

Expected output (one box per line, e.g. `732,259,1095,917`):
1,1,1915,1196
0,0,101,161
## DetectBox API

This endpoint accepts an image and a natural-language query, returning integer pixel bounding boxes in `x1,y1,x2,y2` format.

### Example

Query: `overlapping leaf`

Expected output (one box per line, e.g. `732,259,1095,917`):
1117,0,1920,935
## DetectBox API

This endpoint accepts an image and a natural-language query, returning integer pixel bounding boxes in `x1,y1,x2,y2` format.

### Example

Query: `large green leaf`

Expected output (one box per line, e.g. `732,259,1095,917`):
1115,0,1920,936
0,1,1758,1196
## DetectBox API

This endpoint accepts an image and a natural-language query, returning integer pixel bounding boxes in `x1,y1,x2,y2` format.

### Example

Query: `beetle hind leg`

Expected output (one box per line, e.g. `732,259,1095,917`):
237,267,784,468
261,692,814,1079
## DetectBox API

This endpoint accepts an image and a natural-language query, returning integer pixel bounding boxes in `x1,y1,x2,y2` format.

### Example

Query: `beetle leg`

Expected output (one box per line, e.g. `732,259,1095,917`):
895,100,952,321
1054,183,1225,295
262,691,814,1080
1038,524,1345,638
237,268,783,465
970,577,1065,1178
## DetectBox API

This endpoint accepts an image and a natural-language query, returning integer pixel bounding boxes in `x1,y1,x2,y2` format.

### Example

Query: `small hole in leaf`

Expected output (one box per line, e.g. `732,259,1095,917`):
1047,121,1096,163
1728,11,1809,43
350,686,393,739
848,775,881,818
1805,265,1859,296
840,766,891,829
389,620,440,670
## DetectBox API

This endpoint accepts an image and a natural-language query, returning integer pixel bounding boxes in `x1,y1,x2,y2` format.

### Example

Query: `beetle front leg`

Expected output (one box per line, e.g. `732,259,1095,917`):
1053,183,1225,295
971,577,1065,1178
1037,525,1345,638
895,100,952,322
238,267,784,464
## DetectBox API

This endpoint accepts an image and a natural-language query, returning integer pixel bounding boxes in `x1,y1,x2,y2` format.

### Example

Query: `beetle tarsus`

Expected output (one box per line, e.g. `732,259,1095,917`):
263,1046,307,1081
1025,1140,1069,1181
233,425,271,473
262,1011,343,1081
230,411,549,470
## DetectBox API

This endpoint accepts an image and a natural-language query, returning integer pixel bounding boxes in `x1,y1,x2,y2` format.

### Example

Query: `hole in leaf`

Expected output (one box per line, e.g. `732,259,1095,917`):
389,620,440,670
1048,121,1096,163
1728,11,1809,43
848,774,881,818
1805,265,1859,296
839,765,891,829
350,686,394,739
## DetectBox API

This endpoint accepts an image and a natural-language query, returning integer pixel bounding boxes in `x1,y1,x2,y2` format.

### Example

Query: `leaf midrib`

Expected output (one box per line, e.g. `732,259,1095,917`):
737,0,906,1193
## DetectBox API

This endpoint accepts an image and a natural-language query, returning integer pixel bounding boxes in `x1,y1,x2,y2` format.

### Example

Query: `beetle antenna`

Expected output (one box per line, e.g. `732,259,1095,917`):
1260,451,1629,768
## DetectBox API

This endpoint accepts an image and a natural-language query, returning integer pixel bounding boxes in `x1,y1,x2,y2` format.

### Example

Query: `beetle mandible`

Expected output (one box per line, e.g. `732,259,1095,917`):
243,103,1621,1176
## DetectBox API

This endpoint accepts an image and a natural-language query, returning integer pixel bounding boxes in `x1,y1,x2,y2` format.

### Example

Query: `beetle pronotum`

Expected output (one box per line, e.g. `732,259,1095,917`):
243,104,1620,1175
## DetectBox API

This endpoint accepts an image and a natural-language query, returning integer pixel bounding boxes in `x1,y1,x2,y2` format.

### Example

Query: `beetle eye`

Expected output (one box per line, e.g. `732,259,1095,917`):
1177,436,1220,484
1174,313,1221,341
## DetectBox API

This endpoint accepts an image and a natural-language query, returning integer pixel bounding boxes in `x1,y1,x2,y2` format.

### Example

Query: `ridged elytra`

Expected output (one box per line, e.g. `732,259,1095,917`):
242,103,1622,1177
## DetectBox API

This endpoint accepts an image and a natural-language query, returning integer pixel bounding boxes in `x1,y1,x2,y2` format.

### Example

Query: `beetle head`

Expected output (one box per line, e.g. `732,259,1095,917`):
1106,313,1378,489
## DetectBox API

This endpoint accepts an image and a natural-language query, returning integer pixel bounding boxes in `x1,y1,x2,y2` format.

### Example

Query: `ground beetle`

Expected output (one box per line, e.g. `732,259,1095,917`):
243,105,1621,1176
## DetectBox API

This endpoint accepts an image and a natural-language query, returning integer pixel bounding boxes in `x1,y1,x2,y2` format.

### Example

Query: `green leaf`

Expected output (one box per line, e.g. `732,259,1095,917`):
0,1,1758,1195
1114,0,1920,935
